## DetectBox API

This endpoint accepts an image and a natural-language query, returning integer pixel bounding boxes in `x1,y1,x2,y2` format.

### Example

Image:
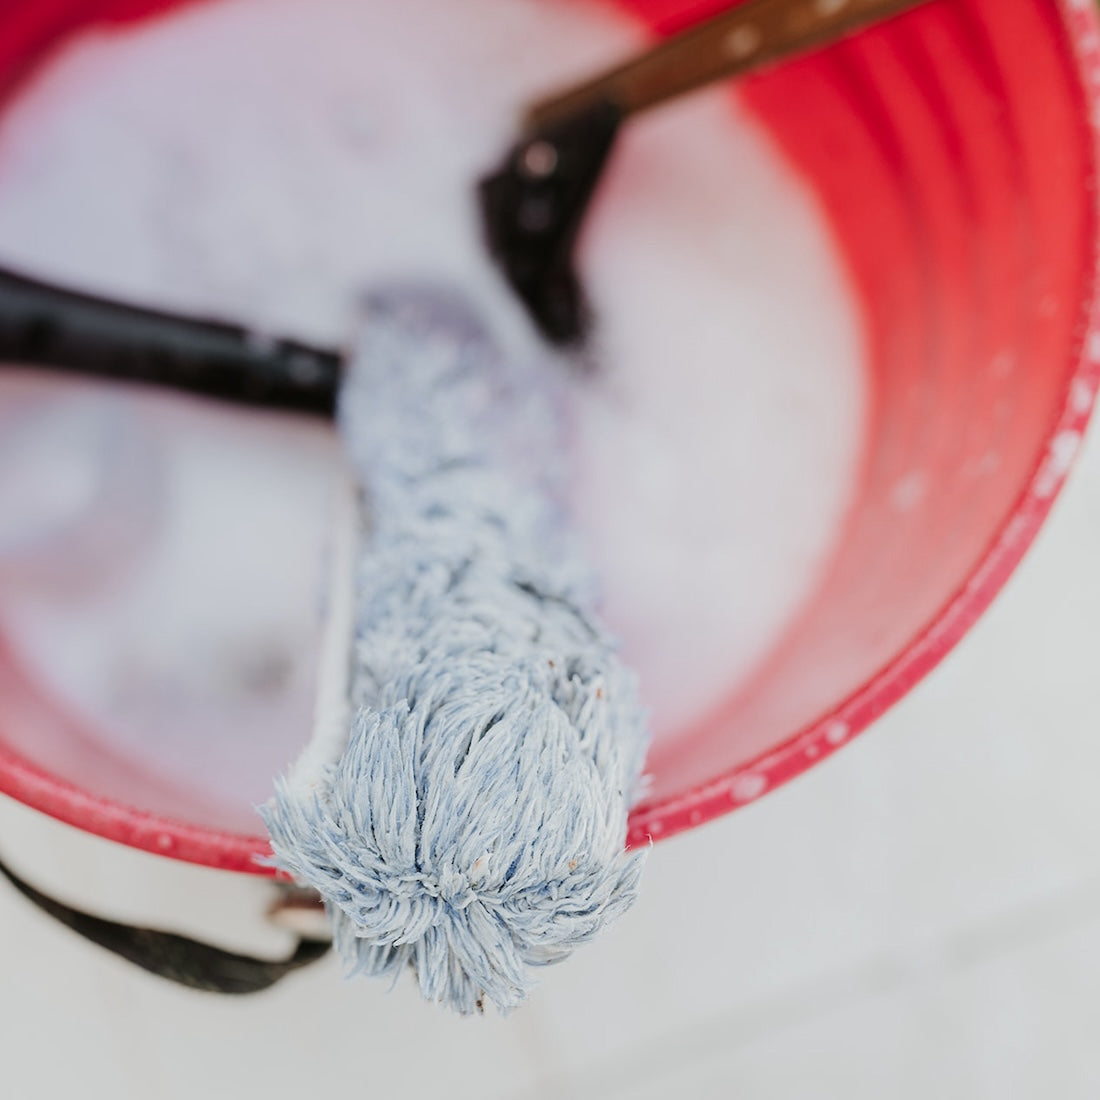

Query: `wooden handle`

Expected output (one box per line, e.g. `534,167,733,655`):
528,0,931,129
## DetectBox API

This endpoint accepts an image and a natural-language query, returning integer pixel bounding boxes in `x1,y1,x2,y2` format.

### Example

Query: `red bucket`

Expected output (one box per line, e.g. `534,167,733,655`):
0,0,1098,876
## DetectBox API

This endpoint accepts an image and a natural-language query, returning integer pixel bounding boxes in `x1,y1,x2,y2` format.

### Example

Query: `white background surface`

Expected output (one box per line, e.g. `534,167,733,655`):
2,417,1100,1098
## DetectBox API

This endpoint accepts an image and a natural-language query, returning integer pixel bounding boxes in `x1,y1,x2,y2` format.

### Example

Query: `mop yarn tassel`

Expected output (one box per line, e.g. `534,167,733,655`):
261,287,650,1013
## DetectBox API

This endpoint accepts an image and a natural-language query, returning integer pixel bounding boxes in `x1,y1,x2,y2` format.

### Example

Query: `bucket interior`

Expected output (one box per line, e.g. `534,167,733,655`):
0,0,1095,870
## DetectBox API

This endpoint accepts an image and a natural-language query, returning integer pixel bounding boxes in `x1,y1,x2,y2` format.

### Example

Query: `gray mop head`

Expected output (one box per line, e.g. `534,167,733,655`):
261,287,649,1014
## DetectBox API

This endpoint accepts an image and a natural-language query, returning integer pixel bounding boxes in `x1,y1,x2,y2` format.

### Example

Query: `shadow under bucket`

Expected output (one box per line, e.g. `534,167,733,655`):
0,0,1097,876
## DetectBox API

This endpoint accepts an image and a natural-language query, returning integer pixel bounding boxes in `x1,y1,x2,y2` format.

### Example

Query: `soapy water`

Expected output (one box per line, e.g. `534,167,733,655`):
0,0,865,827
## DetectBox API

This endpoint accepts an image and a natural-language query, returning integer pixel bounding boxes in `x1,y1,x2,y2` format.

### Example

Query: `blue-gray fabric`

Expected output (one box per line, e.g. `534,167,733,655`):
261,288,649,1013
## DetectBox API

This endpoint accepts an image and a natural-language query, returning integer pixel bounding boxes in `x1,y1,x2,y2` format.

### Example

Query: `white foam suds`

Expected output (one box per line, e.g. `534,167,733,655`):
0,0,864,824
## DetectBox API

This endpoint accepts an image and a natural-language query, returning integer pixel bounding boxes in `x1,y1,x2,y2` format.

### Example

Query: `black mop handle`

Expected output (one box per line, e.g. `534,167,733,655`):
0,265,341,417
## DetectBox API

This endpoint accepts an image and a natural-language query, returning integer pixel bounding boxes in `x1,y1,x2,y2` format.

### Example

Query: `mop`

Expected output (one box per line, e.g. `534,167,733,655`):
260,286,650,1014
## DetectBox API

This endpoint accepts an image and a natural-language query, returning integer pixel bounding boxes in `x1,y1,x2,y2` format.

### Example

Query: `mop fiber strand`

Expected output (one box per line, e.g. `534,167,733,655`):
262,288,649,1013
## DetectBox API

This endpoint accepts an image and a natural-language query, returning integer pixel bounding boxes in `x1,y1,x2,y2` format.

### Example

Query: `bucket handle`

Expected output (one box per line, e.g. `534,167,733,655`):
0,852,330,994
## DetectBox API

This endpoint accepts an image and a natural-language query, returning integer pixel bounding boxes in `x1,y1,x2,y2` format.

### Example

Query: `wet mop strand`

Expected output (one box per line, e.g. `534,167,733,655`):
261,288,650,1014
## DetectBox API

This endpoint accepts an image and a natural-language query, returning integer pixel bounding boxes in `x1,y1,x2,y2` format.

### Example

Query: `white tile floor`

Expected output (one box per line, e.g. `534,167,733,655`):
3,420,1100,1099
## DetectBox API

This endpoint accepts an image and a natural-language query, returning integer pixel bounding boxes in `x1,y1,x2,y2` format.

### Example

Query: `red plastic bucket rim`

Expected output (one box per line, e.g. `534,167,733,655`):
0,0,1096,875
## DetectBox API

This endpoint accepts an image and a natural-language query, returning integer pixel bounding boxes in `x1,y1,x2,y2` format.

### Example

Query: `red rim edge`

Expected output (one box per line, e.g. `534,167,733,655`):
625,0,1100,845
0,0,1096,873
